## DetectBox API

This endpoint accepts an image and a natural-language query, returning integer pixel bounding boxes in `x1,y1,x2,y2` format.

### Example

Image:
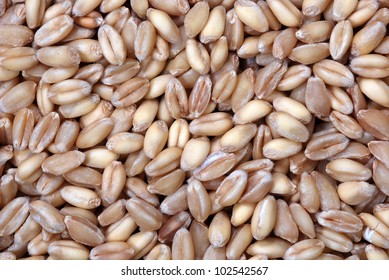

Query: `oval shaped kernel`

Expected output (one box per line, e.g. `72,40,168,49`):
215,170,247,207
267,112,309,142
313,59,354,87
263,138,302,160
283,239,324,260
64,215,104,247
267,0,303,27
193,152,236,181
187,179,211,223
144,147,182,177
34,15,73,46
29,200,65,234
0,81,37,114
42,151,85,176
126,198,162,231
326,158,372,182
60,186,101,209
316,210,363,233
219,124,257,152
358,77,389,108
233,100,272,125
337,182,377,205
90,242,134,260
0,197,30,236
184,2,209,38
234,0,269,32
48,240,89,260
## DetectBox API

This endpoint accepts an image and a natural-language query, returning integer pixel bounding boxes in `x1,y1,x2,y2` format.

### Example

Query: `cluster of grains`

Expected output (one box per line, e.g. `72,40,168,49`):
1,0,389,260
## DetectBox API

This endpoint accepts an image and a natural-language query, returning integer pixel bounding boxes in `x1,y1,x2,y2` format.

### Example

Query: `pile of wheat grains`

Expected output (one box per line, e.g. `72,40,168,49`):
0,0,389,260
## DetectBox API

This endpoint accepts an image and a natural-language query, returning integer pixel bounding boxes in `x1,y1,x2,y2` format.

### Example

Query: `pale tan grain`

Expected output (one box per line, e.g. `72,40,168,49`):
65,215,104,247
187,179,212,223
90,242,134,260
193,151,236,181
316,226,353,253
208,211,231,248
15,152,47,184
255,59,287,99
160,184,189,216
200,5,226,44
0,24,34,47
42,151,85,176
267,0,303,27
29,200,65,234
98,199,127,227
312,171,340,211
270,172,297,195
351,21,386,57
283,239,324,260
48,240,89,260
126,198,162,231
172,227,194,260
63,166,102,188
123,149,150,177
60,186,101,210
147,169,186,196
158,211,191,243
0,197,29,236
76,118,113,149
60,207,98,226
251,195,277,241
263,138,302,160
168,119,190,149
147,8,181,44
127,231,158,260
105,213,137,242
132,99,159,132
145,244,172,260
